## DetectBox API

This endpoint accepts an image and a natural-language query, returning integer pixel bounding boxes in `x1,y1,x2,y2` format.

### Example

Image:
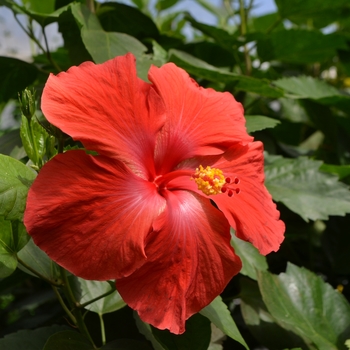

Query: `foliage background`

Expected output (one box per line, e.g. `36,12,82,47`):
0,0,350,349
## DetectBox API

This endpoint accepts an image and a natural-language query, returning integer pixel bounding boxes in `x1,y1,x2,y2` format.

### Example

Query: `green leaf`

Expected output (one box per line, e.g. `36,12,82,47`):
1,0,70,27
152,313,211,350
258,263,350,350
257,30,347,64
70,3,158,81
200,296,249,349
245,115,281,133
230,231,267,280
274,77,350,112
0,218,29,277
156,0,178,11
97,2,159,40
275,0,350,28
320,164,350,180
20,116,54,168
0,325,70,350
43,331,93,350
75,278,125,314
0,154,36,221
0,217,29,253
240,278,307,349
0,219,17,277
57,5,93,65
0,57,38,103
264,155,350,221
250,13,284,33
185,15,238,51
179,41,235,68
22,0,55,14
17,239,59,280
169,49,284,98
274,76,341,100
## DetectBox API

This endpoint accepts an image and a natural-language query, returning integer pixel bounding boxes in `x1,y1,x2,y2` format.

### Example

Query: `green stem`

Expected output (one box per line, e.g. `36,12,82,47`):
13,14,46,54
59,267,97,349
14,13,62,72
86,0,95,13
17,257,62,287
59,267,76,307
99,313,106,346
78,286,116,309
42,26,62,72
58,137,64,153
239,0,252,75
52,285,77,324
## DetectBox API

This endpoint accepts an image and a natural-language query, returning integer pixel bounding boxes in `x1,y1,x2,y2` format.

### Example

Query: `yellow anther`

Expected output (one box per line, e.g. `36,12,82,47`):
191,165,226,196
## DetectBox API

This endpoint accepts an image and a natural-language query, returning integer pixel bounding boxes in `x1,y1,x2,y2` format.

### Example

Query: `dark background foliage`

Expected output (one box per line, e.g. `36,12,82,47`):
0,0,350,349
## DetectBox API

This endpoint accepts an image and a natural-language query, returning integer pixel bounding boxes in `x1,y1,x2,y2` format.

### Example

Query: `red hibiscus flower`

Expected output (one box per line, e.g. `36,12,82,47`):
24,53,284,334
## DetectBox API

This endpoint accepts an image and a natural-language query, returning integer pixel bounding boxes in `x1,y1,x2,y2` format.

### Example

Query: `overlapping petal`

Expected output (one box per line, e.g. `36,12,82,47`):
116,190,241,334
41,54,165,179
210,142,284,254
169,142,285,255
24,150,166,280
148,63,253,174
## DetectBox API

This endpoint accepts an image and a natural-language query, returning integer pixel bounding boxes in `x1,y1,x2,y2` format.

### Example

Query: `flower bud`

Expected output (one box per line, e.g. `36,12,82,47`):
19,88,36,120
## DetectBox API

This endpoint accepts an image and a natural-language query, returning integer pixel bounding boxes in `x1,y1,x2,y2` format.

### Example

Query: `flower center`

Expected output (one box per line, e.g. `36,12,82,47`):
191,165,241,197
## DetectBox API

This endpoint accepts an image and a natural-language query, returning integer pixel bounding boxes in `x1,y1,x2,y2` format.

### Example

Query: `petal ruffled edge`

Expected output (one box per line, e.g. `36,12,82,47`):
41,53,165,179
116,190,241,334
24,150,166,280
167,142,285,255
148,62,253,174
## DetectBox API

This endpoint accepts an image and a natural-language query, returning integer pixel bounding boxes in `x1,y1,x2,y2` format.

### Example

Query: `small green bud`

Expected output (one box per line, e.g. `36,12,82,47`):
19,88,36,120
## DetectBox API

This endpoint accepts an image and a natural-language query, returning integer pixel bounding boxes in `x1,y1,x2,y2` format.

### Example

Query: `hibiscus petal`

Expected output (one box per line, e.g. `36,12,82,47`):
116,190,241,334
210,142,284,255
148,63,253,174
41,53,165,179
24,150,166,280
169,142,285,255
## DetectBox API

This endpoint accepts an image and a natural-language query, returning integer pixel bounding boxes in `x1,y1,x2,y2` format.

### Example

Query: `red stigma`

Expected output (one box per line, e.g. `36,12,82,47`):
222,176,241,197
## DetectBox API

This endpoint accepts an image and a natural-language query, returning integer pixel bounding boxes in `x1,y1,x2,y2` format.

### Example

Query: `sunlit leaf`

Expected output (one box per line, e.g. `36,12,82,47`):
258,263,350,350
0,154,36,221
231,231,267,280
265,155,350,221
70,3,160,81
17,239,59,280
245,115,281,133
200,296,248,349
169,49,284,97
75,278,125,314
240,278,308,349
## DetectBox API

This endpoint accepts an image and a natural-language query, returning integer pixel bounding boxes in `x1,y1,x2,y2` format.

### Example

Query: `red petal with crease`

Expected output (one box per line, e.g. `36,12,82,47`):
210,143,284,255
116,190,241,334
24,151,166,280
170,142,285,255
41,54,165,179
148,63,253,174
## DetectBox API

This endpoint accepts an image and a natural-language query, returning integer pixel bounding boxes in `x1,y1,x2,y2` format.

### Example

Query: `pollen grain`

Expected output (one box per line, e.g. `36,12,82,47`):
191,165,226,196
